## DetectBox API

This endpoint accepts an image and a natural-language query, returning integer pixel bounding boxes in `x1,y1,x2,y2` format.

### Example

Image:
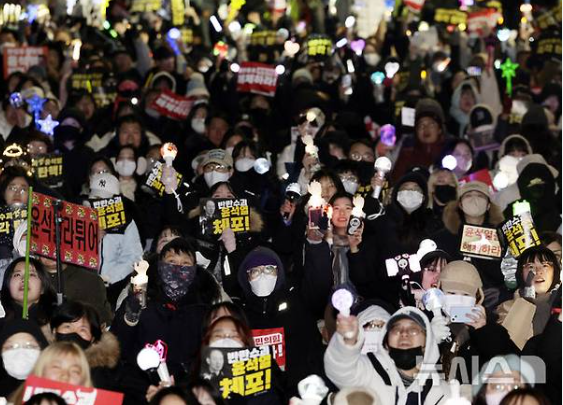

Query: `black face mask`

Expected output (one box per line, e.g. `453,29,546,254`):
56,332,92,350
433,185,457,205
388,346,424,370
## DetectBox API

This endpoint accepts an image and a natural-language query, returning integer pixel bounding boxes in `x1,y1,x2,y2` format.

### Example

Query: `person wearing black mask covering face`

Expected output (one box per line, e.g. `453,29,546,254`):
51,301,128,395
325,306,450,405
426,168,458,232
112,238,221,396
513,163,561,233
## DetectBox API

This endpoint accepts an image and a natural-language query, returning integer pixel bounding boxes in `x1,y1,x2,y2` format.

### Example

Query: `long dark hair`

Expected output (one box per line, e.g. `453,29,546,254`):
0,257,56,326
516,246,561,291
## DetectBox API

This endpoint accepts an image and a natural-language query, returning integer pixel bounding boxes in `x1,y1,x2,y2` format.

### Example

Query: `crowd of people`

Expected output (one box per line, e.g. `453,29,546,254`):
0,0,561,404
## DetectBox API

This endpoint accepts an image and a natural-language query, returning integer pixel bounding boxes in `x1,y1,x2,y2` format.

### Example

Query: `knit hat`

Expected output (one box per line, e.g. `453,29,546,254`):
415,98,446,127
201,149,233,168
386,308,427,334
333,387,381,405
471,354,536,396
522,104,549,129
241,251,279,273
0,319,49,349
356,305,391,328
439,260,483,300
469,104,494,131
89,173,120,199
292,68,314,87
459,181,490,199
186,73,210,98
150,71,177,93
516,154,559,178
517,163,556,203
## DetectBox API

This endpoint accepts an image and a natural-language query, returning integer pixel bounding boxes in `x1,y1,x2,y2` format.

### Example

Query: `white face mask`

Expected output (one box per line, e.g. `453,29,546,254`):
485,391,508,405
364,53,381,67
204,171,230,187
2,348,40,380
361,329,383,354
462,196,489,217
209,338,244,348
397,190,424,214
442,294,476,317
192,118,206,134
342,179,359,195
249,274,277,297
235,158,256,172
116,160,136,177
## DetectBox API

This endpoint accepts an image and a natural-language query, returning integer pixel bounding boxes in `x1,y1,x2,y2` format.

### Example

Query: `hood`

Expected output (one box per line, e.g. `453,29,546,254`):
442,199,504,235
85,331,120,369
449,80,481,135
468,103,496,133
517,163,556,209
238,247,286,298
498,134,532,158
357,305,391,328
391,171,429,209
471,354,537,396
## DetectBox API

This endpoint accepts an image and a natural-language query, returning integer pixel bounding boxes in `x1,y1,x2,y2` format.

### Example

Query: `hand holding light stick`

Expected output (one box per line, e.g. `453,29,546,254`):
371,156,392,199
347,196,365,236
137,340,172,385
131,260,149,308
161,143,178,167
332,289,355,339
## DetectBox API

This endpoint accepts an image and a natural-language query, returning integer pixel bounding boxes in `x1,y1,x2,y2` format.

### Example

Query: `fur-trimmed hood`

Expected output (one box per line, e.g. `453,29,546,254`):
188,205,264,233
85,331,120,369
442,200,504,235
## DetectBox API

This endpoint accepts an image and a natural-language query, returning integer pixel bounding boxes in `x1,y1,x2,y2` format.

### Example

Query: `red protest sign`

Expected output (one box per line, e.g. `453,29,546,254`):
467,9,501,36
3,46,47,79
459,169,494,190
150,90,194,120
30,192,100,270
251,327,286,371
23,375,123,405
404,0,425,13
237,62,278,97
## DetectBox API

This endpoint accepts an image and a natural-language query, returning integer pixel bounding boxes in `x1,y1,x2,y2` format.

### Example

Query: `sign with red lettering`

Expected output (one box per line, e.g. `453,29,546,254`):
30,192,100,270
150,90,194,120
251,327,286,370
467,9,501,36
3,46,47,79
459,169,494,190
460,225,502,260
23,375,123,404
404,0,425,13
237,62,278,97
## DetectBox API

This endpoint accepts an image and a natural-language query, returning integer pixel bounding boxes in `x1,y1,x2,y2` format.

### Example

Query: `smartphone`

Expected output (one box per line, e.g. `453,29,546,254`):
308,207,328,231
449,306,476,323
467,66,482,77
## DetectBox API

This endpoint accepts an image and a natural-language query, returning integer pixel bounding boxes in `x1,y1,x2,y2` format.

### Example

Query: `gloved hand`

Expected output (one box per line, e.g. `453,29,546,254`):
431,313,451,343
124,289,143,326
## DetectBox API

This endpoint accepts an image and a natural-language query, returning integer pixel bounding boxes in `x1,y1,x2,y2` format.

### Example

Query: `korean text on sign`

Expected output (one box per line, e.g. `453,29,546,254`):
3,46,47,79
306,36,333,57
237,62,278,97
459,225,502,260
501,212,541,258
145,161,183,197
219,347,272,398
32,153,64,185
252,327,286,371
0,206,27,246
205,199,250,235
91,196,128,232
30,192,100,270
151,90,194,120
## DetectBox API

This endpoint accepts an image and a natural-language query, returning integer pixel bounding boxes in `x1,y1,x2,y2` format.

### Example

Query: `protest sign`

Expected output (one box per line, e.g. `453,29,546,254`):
404,0,425,13
467,9,501,36
248,30,279,63
434,9,467,25
145,161,183,197
459,169,494,190
200,346,272,399
32,153,64,187
70,72,116,107
23,375,123,405
306,35,333,60
90,195,129,233
199,199,250,236
0,205,27,246
469,128,499,152
150,90,194,120
30,192,99,270
170,0,184,26
535,33,562,59
130,0,161,13
500,211,541,258
237,62,278,97
534,3,562,30
3,46,47,79
460,225,502,260
252,328,286,371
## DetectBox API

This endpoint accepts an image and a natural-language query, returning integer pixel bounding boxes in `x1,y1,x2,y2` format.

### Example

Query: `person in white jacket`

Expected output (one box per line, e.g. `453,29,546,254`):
324,306,451,405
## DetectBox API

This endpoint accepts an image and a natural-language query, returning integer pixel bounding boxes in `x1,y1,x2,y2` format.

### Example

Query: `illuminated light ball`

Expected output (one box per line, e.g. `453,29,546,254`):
230,63,240,73
167,28,181,40
345,16,356,28
275,65,286,75
442,155,457,170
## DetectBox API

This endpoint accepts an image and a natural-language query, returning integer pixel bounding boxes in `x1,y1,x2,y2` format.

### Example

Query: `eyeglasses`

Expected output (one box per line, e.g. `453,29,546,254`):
2,342,40,351
363,320,385,330
7,185,28,194
203,163,229,173
340,175,359,183
247,265,277,280
389,325,424,337
350,152,374,162
523,261,554,273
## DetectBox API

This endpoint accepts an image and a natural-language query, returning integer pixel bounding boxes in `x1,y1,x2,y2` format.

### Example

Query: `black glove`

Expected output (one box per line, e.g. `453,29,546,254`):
124,289,143,326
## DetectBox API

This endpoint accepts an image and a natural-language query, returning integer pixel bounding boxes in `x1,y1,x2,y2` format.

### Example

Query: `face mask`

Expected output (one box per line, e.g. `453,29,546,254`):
225,146,234,156
364,53,381,67
456,157,472,173
56,332,92,350
397,190,424,214
2,348,40,380
191,118,206,134
442,294,476,317
342,179,359,195
157,262,197,302
116,160,136,177
387,346,424,370
210,338,244,348
235,158,256,172
461,196,488,217
434,185,457,204
204,171,230,188
361,330,383,354
249,274,277,297
485,392,508,405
